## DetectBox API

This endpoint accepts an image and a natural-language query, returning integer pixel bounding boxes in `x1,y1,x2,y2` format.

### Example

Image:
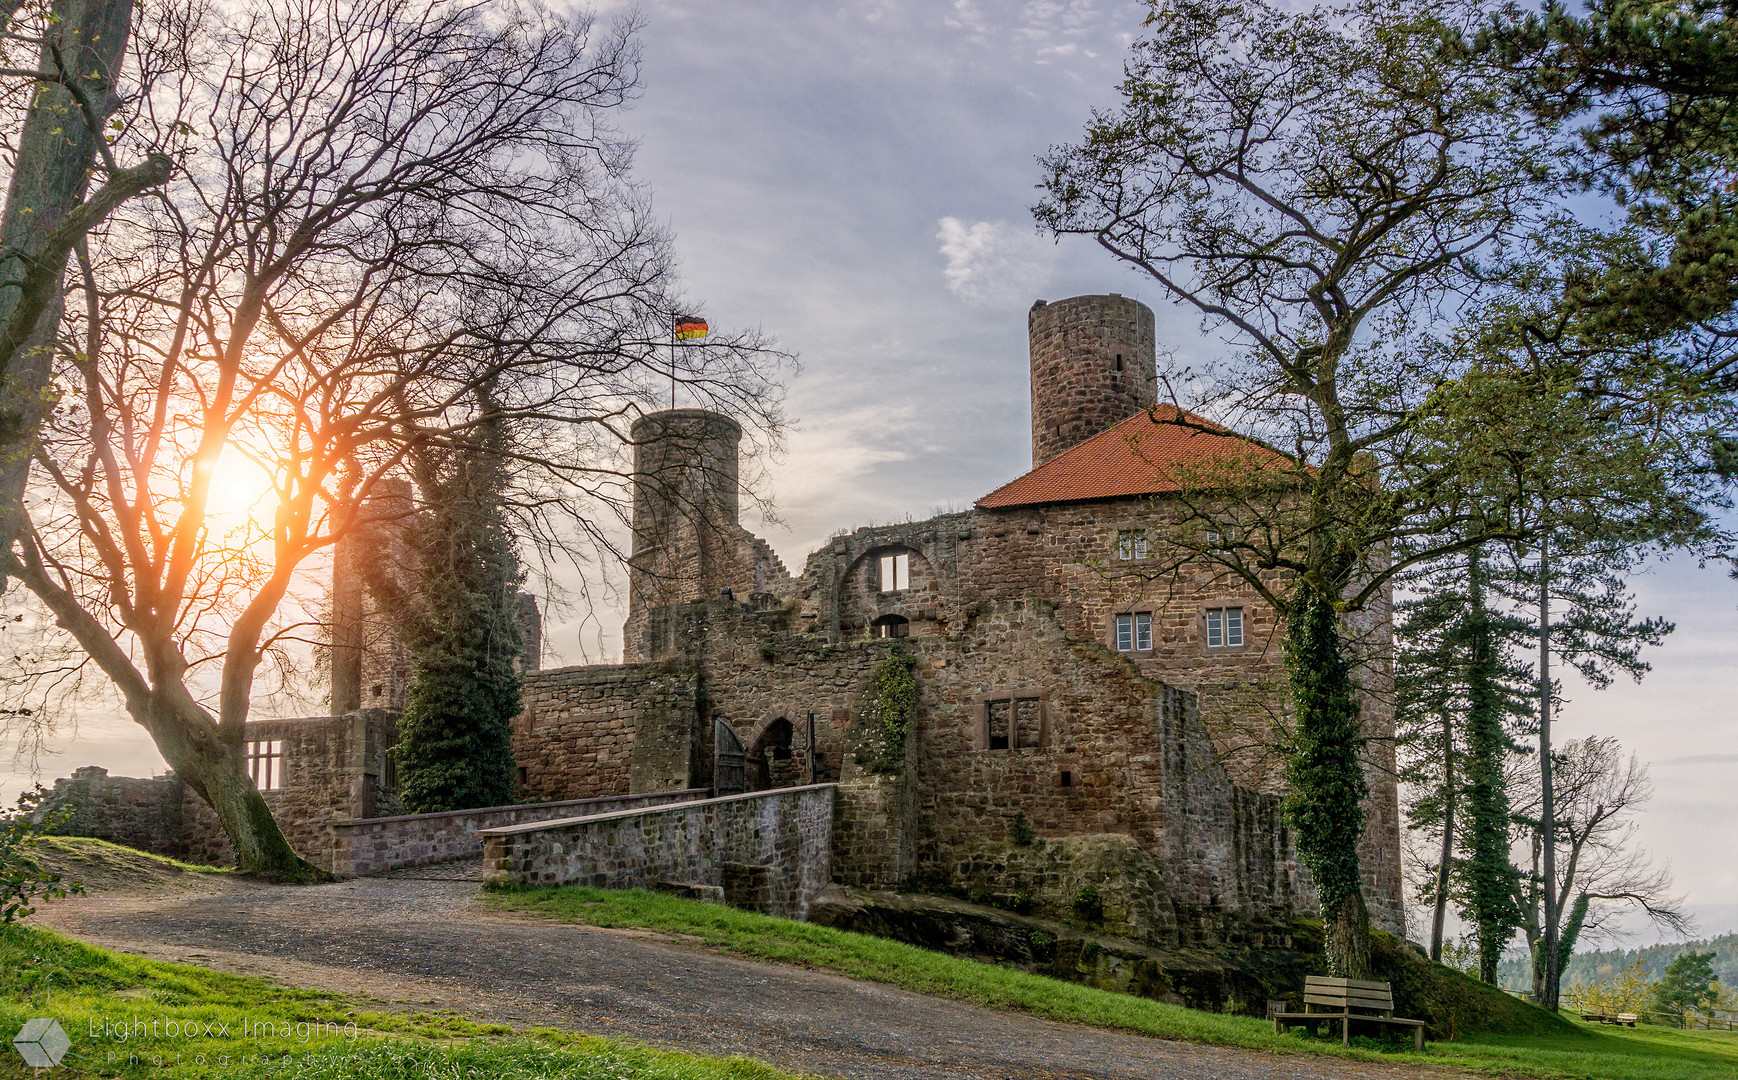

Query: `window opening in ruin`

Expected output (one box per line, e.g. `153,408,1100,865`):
1115,612,1151,652
384,753,399,790
1206,607,1244,647
983,695,1043,750
1060,769,1073,787
872,614,910,638
1115,353,1123,371
1015,698,1042,748
1115,529,1148,561
878,552,910,592
751,718,796,790
987,700,1010,750
246,740,282,791
515,765,526,788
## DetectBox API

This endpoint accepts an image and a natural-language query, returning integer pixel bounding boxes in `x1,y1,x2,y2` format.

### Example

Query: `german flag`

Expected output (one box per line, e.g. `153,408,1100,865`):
674,316,708,341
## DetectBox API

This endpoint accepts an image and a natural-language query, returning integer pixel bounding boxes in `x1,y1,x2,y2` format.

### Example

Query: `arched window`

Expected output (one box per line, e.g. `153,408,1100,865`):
872,614,910,639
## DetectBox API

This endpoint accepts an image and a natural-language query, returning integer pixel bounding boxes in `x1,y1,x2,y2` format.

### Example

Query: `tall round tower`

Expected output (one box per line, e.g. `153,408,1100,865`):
623,408,743,661
1028,294,1157,468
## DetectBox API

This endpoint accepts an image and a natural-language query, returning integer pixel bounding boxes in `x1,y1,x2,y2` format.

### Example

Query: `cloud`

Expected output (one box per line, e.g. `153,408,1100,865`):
936,217,1054,307
1656,753,1738,766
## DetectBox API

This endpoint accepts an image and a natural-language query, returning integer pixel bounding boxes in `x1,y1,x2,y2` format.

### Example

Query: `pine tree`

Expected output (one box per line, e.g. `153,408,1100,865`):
365,401,523,812
1396,544,1534,973
1460,547,1527,984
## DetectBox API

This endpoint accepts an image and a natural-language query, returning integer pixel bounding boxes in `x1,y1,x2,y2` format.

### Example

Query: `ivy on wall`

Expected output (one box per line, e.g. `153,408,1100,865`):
866,645,918,773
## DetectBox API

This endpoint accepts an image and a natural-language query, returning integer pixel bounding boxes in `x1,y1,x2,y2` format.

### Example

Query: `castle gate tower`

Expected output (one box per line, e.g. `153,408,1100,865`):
623,408,743,662
1028,294,1157,468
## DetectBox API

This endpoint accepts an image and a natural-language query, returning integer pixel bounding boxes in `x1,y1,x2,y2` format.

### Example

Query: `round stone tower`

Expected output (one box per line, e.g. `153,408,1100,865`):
623,408,743,661
1028,294,1157,468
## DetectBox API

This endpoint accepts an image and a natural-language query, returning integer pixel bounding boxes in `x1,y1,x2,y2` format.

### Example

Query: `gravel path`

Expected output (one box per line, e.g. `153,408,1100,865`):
37,870,1458,1080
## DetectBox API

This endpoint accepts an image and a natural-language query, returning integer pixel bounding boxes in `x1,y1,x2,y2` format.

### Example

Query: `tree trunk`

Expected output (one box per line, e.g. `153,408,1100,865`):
0,0,134,581
136,691,323,881
1538,530,1560,1010
1282,582,1374,979
1430,716,1455,962
1329,889,1375,983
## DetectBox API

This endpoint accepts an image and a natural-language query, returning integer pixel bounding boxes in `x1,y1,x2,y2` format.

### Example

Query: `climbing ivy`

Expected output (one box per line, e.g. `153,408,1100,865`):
867,645,918,772
1282,582,1372,979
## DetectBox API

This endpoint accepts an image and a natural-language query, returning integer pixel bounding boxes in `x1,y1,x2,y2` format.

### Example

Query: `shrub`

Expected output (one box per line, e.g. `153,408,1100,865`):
1072,883,1103,924
2,788,82,923
1008,812,1034,847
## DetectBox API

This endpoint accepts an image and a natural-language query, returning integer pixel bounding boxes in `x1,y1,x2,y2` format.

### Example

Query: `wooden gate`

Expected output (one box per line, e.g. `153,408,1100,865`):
714,718,748,796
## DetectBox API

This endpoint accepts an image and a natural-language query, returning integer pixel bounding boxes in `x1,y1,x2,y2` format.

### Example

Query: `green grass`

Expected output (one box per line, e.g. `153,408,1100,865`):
34,835,232,874
0,924,797,1078
486,884,1738,1080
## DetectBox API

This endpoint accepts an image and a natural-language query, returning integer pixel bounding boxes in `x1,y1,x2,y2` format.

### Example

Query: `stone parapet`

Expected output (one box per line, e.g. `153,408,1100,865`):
482,784,836,919
330,789,707,877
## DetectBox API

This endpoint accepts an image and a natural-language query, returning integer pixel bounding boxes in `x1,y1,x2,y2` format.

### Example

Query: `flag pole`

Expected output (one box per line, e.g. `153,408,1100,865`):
670,314,677,411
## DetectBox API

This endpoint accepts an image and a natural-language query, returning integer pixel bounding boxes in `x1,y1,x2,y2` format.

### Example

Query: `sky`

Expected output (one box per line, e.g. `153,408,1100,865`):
6,0,1734,946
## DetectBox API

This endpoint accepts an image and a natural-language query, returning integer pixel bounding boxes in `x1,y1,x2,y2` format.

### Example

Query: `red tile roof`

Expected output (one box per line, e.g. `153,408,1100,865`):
976,405,1290,509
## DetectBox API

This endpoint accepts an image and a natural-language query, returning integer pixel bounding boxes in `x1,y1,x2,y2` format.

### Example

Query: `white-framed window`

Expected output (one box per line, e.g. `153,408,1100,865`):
1116,529,1149,561
1204,526,1239,548
247,739,283,791
1205,607,1244,648
878,552,910,592
1115,611,1152,652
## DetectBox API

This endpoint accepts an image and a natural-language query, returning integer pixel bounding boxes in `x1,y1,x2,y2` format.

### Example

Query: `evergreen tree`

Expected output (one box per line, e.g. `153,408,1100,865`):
1396,544,1534,972
1652,951,1719,1020
365,401,523,812
1460,547,1528,984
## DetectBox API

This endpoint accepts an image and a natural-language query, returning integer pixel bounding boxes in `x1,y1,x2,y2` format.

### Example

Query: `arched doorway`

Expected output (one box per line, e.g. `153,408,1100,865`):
749,718,795,790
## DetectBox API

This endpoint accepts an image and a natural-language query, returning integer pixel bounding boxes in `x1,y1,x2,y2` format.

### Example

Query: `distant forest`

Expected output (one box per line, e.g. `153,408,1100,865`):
1498,934,1738,991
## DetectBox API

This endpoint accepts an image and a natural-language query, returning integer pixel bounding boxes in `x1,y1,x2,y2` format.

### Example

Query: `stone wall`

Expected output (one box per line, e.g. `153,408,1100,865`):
331,789,706,877
37,767,189,859
788,497,1403,936
513,664,700,801
45,711,399,870
482,783,837,919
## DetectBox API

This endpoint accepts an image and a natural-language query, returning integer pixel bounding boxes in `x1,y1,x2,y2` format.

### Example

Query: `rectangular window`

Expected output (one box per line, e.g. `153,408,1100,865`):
1116,529,1149,561
1206,607,1244,648
246,740,283,791
1116,612,1151,652
1015,698,1043,748
878,552,910,592
987,700,1011,750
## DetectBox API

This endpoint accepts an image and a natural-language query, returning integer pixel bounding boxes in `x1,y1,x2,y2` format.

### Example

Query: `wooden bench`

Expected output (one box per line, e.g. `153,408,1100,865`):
1272,977,1427,1049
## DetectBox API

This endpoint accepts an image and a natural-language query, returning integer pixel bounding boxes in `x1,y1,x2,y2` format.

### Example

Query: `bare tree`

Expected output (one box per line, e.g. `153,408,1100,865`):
1,0,784,877
0,0,172,570
1512,736,1688,999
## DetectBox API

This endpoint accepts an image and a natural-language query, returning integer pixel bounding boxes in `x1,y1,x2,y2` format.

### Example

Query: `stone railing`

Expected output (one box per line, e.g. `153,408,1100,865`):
330,789,709,878
481,783,836,919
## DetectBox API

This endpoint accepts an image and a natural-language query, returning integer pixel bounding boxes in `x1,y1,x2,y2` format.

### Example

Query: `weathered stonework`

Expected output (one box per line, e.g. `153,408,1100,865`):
512,665,700,801
331,789,706,877
482,784,837,919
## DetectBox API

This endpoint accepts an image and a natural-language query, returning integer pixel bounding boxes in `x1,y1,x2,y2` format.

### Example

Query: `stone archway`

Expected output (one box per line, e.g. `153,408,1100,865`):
747,717,795,791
